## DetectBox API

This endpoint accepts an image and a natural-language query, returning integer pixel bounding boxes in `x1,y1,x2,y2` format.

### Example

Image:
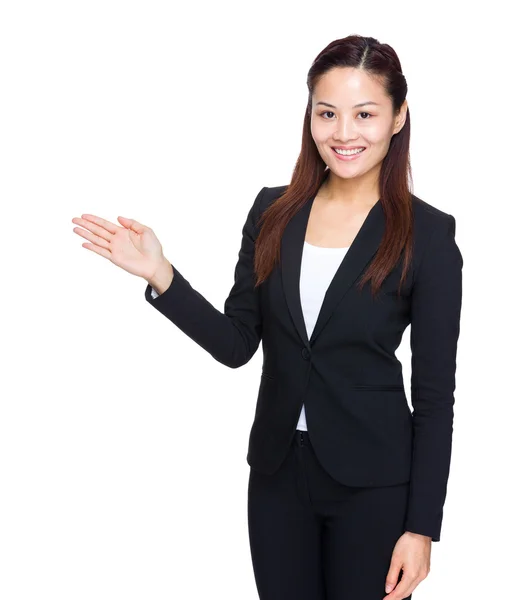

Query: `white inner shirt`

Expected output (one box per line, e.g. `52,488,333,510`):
296,240,350,431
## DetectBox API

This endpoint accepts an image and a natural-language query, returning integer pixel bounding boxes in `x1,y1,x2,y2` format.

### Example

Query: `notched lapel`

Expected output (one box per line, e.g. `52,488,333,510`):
281,193,386,348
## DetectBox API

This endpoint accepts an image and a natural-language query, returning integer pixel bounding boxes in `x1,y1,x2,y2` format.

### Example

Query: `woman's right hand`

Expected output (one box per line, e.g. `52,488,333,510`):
72,214,166,281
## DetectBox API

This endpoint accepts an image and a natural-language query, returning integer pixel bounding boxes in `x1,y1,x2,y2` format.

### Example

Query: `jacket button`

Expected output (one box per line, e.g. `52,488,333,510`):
301,347,310,360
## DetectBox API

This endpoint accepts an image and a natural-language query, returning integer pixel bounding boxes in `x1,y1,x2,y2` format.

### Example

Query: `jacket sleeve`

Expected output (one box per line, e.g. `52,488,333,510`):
404,214,463,542
144,186,267,368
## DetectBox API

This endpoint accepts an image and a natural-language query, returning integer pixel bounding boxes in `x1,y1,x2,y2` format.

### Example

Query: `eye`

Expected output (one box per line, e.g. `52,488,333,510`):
319,111,373,120
320,111,335,120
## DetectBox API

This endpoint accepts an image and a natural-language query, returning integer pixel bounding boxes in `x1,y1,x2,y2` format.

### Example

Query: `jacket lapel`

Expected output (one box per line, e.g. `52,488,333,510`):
281,192,385,348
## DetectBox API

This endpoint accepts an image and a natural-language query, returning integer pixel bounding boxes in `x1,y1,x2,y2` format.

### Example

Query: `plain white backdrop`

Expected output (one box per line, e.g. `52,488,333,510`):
1,1,518,598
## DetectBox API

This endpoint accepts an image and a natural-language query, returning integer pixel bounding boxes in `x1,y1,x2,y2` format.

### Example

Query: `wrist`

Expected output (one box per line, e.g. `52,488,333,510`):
147,258,173,294
405,531,432,542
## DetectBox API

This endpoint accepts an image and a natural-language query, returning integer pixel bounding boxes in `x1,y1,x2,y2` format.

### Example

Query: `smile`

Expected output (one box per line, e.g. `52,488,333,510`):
332,147,366,161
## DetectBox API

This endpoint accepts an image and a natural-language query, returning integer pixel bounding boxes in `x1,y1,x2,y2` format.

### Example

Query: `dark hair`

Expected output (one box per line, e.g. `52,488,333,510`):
254,34,413,297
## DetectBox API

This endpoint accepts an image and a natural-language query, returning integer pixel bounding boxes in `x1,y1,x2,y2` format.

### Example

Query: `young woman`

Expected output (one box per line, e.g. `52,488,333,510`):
72,34,463,600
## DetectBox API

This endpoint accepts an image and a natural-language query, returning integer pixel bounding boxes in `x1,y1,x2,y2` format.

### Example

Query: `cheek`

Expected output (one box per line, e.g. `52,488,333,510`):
364,123,394,147
363,128,384,145
311,123,328,144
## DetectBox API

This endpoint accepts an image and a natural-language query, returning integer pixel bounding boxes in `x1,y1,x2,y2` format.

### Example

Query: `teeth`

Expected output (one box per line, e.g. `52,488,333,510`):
334,147,365,156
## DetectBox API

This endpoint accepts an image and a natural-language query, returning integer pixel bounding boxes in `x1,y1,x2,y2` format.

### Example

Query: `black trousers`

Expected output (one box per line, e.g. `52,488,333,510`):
248,429,412,600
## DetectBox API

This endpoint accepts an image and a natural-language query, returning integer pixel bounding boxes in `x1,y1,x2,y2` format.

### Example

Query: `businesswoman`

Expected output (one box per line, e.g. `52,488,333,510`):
72,35,463,600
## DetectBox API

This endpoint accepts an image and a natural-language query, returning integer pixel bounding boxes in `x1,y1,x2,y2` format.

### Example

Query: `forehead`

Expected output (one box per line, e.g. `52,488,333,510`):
312,67,389,106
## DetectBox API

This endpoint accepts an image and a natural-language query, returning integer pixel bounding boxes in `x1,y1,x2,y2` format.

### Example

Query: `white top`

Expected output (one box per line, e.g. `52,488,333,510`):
296,241,350,430
150,240,351,432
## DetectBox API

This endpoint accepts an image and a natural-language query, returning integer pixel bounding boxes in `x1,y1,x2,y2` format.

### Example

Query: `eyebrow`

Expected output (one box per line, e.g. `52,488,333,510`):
315,101,381,109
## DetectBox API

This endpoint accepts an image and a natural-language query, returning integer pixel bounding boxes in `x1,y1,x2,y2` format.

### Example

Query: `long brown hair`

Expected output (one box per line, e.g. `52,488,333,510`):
254,34,413,297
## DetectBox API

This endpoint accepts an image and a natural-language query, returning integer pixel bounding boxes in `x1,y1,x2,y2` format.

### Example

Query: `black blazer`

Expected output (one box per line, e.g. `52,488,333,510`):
145,184,463,542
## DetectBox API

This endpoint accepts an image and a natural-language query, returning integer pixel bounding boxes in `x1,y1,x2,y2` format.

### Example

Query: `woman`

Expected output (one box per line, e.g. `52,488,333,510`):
72,34,463,600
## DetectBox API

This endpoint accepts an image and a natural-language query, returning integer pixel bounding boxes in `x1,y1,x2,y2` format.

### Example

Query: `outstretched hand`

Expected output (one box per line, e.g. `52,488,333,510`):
72,214,166,280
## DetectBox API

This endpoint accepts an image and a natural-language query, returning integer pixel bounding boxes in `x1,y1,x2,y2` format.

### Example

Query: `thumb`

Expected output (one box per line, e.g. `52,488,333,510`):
385,559,402,593
117,216,148,234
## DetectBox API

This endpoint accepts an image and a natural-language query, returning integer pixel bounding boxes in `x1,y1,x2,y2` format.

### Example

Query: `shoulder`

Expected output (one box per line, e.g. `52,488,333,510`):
248,185,289,230
411,193,457,236
245,185,289,235
410,194,462,273
257,184,289,212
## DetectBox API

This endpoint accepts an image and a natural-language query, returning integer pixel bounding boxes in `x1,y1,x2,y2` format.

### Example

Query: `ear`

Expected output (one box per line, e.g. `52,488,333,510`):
393,99,408,135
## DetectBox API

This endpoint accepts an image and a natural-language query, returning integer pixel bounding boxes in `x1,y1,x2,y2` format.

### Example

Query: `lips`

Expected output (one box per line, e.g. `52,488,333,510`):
332,147,366,155
331,146,366,161
331,146,366,150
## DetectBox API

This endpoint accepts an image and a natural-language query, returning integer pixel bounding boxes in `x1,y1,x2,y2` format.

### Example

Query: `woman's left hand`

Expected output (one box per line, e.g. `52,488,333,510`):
382,531,432,599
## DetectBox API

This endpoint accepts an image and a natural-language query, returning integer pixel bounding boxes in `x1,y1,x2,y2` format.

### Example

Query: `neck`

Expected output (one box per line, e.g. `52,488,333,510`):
320,170,380,209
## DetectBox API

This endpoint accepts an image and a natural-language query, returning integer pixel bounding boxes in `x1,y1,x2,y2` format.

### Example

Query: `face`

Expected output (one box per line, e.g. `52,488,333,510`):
310,67,407,181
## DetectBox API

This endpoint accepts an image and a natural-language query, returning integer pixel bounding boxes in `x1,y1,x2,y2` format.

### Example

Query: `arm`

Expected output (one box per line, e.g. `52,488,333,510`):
144,186,267,369
404,215,463,542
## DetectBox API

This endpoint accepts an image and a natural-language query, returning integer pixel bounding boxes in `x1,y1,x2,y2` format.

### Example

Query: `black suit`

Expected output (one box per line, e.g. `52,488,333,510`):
145,184,463,543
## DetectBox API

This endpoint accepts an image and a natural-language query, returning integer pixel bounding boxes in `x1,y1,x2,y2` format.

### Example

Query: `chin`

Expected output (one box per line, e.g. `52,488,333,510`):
333,171,360,180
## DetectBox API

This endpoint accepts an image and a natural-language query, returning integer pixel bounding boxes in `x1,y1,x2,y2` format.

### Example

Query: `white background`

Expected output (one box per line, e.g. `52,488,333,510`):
1,1,518,598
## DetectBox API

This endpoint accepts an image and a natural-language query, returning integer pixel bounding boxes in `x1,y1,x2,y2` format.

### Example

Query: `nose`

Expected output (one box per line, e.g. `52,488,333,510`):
332,116,359,142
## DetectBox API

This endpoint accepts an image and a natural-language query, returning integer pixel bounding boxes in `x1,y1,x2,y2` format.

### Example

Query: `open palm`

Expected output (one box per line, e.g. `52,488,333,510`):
72,213,165,280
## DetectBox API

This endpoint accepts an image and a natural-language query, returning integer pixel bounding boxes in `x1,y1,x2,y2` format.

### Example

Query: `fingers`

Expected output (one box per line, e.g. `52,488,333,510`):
73,224,111,250
81,242,111,260
383,571,420,600
117,216,148,234
78,214,118,235
72,216,115,242
385,561,401,594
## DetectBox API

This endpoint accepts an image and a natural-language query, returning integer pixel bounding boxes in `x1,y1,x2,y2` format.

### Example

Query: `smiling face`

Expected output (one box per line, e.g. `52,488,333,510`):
310,67,407,184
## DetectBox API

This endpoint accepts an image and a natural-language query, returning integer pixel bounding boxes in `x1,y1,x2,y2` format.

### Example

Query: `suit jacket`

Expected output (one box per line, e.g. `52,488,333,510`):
144,184,463,542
